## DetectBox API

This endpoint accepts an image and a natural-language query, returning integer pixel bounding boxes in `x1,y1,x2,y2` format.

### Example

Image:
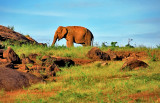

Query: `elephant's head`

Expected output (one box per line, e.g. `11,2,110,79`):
52,26,67,46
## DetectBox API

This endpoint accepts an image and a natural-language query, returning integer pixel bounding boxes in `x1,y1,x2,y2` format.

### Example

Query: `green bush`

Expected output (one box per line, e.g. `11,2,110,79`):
111,42,117,47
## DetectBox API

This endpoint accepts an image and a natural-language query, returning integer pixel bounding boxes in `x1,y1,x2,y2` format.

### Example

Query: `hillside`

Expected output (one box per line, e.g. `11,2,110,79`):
0,25,37,44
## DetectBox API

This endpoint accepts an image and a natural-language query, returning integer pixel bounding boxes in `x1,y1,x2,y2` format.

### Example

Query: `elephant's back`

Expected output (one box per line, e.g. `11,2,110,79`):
66,26,87,30
66,26,87,34
66,26,93,38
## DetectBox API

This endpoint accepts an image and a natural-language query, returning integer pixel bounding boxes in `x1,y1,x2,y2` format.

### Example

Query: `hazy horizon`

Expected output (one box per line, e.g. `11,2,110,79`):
0,0,160,47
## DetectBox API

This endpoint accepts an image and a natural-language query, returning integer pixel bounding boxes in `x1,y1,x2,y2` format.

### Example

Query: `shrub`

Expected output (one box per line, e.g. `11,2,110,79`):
156,44,160,49
24,34,30,37
125,44,134,48
7,25,14,31
101,42,107,47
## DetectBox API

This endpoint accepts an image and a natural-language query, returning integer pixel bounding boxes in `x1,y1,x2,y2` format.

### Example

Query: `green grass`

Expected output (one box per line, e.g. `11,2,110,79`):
0,89,5,97
2,41,160,60
1,42,160,102
14,60,160,103
5,43,92,59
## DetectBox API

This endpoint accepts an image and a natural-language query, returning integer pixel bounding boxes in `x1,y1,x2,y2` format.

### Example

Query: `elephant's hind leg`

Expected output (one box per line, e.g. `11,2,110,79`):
85,39,91,46
85,33,92,46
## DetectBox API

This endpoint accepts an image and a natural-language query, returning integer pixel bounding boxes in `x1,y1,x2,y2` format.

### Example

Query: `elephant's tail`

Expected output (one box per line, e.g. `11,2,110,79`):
86,29,94,46
91,33,94,46
91,37,94,46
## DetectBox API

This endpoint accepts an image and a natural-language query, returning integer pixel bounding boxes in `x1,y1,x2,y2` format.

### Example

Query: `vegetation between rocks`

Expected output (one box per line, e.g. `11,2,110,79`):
11,61,160,103
0,42,160,103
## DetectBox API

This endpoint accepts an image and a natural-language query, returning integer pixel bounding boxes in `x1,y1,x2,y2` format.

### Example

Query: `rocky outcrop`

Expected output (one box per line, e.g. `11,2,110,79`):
0,47,43,91
105,49,118,60
87,47,148,61
0,25,36,43
86,47,110,60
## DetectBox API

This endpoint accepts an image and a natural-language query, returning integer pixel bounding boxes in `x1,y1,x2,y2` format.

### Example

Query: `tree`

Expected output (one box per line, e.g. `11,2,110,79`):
101,42,107,47
125,38,134,48
111,42,117,47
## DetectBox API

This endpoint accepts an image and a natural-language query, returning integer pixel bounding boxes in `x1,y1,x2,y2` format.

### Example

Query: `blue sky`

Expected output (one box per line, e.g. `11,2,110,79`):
0,0,160,47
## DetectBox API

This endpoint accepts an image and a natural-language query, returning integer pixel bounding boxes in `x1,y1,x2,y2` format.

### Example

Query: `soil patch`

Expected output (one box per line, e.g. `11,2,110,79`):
72,58,95,65
121,90,160,102
0,88,59,103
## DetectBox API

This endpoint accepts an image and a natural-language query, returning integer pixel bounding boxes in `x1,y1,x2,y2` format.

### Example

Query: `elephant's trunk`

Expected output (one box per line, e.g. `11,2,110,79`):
52,34,58,46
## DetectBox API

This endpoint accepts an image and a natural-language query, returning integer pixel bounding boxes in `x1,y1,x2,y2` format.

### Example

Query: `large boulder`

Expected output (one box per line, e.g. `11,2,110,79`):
86,47,110,60
121,59,149,70
0,66,42,91
3,47,21,64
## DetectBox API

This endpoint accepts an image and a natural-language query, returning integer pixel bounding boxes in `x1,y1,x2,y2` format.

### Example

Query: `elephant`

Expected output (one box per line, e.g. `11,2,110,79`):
51,26,94,47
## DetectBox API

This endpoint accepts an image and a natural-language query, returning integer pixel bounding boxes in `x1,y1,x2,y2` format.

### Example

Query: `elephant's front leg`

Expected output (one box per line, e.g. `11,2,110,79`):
66,38,74,47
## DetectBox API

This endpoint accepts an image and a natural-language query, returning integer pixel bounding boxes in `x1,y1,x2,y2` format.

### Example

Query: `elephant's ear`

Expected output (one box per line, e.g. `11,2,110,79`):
61,27,67,38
